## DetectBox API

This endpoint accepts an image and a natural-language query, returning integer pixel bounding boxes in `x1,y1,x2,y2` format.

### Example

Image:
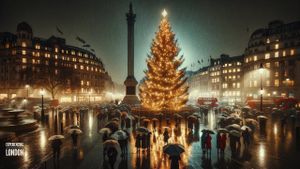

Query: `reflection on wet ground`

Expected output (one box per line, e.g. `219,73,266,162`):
1,109,300,169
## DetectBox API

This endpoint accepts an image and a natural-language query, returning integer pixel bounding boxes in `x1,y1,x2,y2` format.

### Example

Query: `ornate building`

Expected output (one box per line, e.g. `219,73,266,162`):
0,22,113,102
243,20,300,102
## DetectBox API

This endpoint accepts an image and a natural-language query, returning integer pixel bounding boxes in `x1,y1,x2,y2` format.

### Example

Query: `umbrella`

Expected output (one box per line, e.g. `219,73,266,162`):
217,128,229,133
99,127,112,134
105,121,119,132
48,135,65,141
103,139,120,149
257,115,268,120
163,143,185,156
136,127,150,133
245,118,258,125
111,130,128,140
112,117,120,122
152,118,159,121
229,130,241,137
226,124,241,131
187,115,197,121
163,127,170,130
175,114,183,119
120,111,128,118
201,129,215,134
68,128,82,134
241,125,252,132
157,112,164,116
143,118,150,122
65,125,80,130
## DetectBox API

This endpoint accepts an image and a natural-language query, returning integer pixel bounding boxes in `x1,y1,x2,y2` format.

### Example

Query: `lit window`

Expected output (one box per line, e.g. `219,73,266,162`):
275,44,279,49
55,48,58,53
32,59,35,64
237,83,240,88
265,53,270,59
22,50,26,55
80,65,84,70
233,83,236,88
266,80,270,86
274,51,279,58
35,44,40,49
87,81,90,86
283,50,286,57
265,62,270,68
55,69,58,75
71,51,75,55
253,56,257,61
253,80,257,87
22,58,27,63
274,79,279,87
237,68,240,72
266,38,270,43
87,66,89,71
290,49,295,56
21,42,27,47
74,64,77,69
81,80,84,86
5,43,9,48
245,58,248,63
55,55,58,59
36,52,40,57
274,62,279,67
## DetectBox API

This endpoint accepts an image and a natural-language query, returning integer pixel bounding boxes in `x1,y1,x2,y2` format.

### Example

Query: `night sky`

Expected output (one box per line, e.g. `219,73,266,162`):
1,0,299,84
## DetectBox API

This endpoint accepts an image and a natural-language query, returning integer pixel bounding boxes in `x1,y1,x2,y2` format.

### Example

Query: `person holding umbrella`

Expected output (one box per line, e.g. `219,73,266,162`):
135,134,142,153
205,133,212,157
71,130,78,148
49,136,64,163
216,132,221,155
163,128,170,145
163,143,184,169
201,132,207,155
242,128,251,149
220,133,227,156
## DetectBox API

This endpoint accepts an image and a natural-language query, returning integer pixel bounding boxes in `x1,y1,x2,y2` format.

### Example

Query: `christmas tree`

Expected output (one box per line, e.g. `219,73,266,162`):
139,10,188,111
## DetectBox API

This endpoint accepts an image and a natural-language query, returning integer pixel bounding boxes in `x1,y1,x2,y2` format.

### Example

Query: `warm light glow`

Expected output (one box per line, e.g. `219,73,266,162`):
162,9,167,17
259,89,264,95
40,88,45,96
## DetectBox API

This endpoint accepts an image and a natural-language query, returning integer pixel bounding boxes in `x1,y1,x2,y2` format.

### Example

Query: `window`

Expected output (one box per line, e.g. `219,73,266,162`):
283,50,286,57
275,44,279,49
253,55,257,61
5,43,10,48
22,50,26,55
253,80,257,87
32,59,35,64
237,83,240,88
237,68,241,72
265,53,270,59
266,80,270,86
22,58,27,63
233,83,236,88
266,38,270,43
290,49,295,56
274,51,279,58
274,62,279,67
274,79,279,87
21,42,27,47
74,64,77,69
87,81,90,86
80,65,84,70
55,48,58,52
265,62,271,68
81,80,84,86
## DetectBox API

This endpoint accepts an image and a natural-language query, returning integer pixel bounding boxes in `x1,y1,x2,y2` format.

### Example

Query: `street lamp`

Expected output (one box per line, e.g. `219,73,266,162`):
25,84,30,98
259,63,264,112
40,88,45,121
88,89,93,105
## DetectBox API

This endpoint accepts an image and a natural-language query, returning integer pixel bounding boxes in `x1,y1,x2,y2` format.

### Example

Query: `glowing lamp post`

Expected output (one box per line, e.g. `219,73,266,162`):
259,63,264,112
40,88,45,120
25,84,29,98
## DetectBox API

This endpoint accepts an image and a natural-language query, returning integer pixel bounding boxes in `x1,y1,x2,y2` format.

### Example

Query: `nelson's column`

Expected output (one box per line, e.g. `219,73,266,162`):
122,3,140,105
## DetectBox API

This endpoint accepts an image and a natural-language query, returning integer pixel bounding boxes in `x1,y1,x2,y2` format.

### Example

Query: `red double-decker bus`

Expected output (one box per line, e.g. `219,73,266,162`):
197,97,218,107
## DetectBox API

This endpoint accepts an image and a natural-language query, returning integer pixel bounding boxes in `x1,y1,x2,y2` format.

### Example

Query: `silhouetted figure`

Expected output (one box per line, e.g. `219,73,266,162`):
142,134,147,150
146,133,151,150
201,133,207,155
216,133,221,155
229,135,237,157
205,133,212,157
163,129,170,144
107,147,118,169
242,128,251,149
220,134,227,156
51,139,62,162
170,155,180,169
71,131,78,147
135,134,142,153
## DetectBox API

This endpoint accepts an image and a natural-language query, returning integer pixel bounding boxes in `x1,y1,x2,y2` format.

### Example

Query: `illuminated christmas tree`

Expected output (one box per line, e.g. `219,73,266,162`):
139,9,188,111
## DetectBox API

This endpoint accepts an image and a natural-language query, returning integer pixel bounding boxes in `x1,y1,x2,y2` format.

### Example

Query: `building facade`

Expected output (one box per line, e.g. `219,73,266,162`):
243,20,300,103
0,22,113,102
188,54,244,105
189,20,300,106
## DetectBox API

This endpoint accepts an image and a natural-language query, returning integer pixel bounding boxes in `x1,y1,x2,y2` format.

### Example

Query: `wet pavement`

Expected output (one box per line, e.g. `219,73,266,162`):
1,109,300,169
